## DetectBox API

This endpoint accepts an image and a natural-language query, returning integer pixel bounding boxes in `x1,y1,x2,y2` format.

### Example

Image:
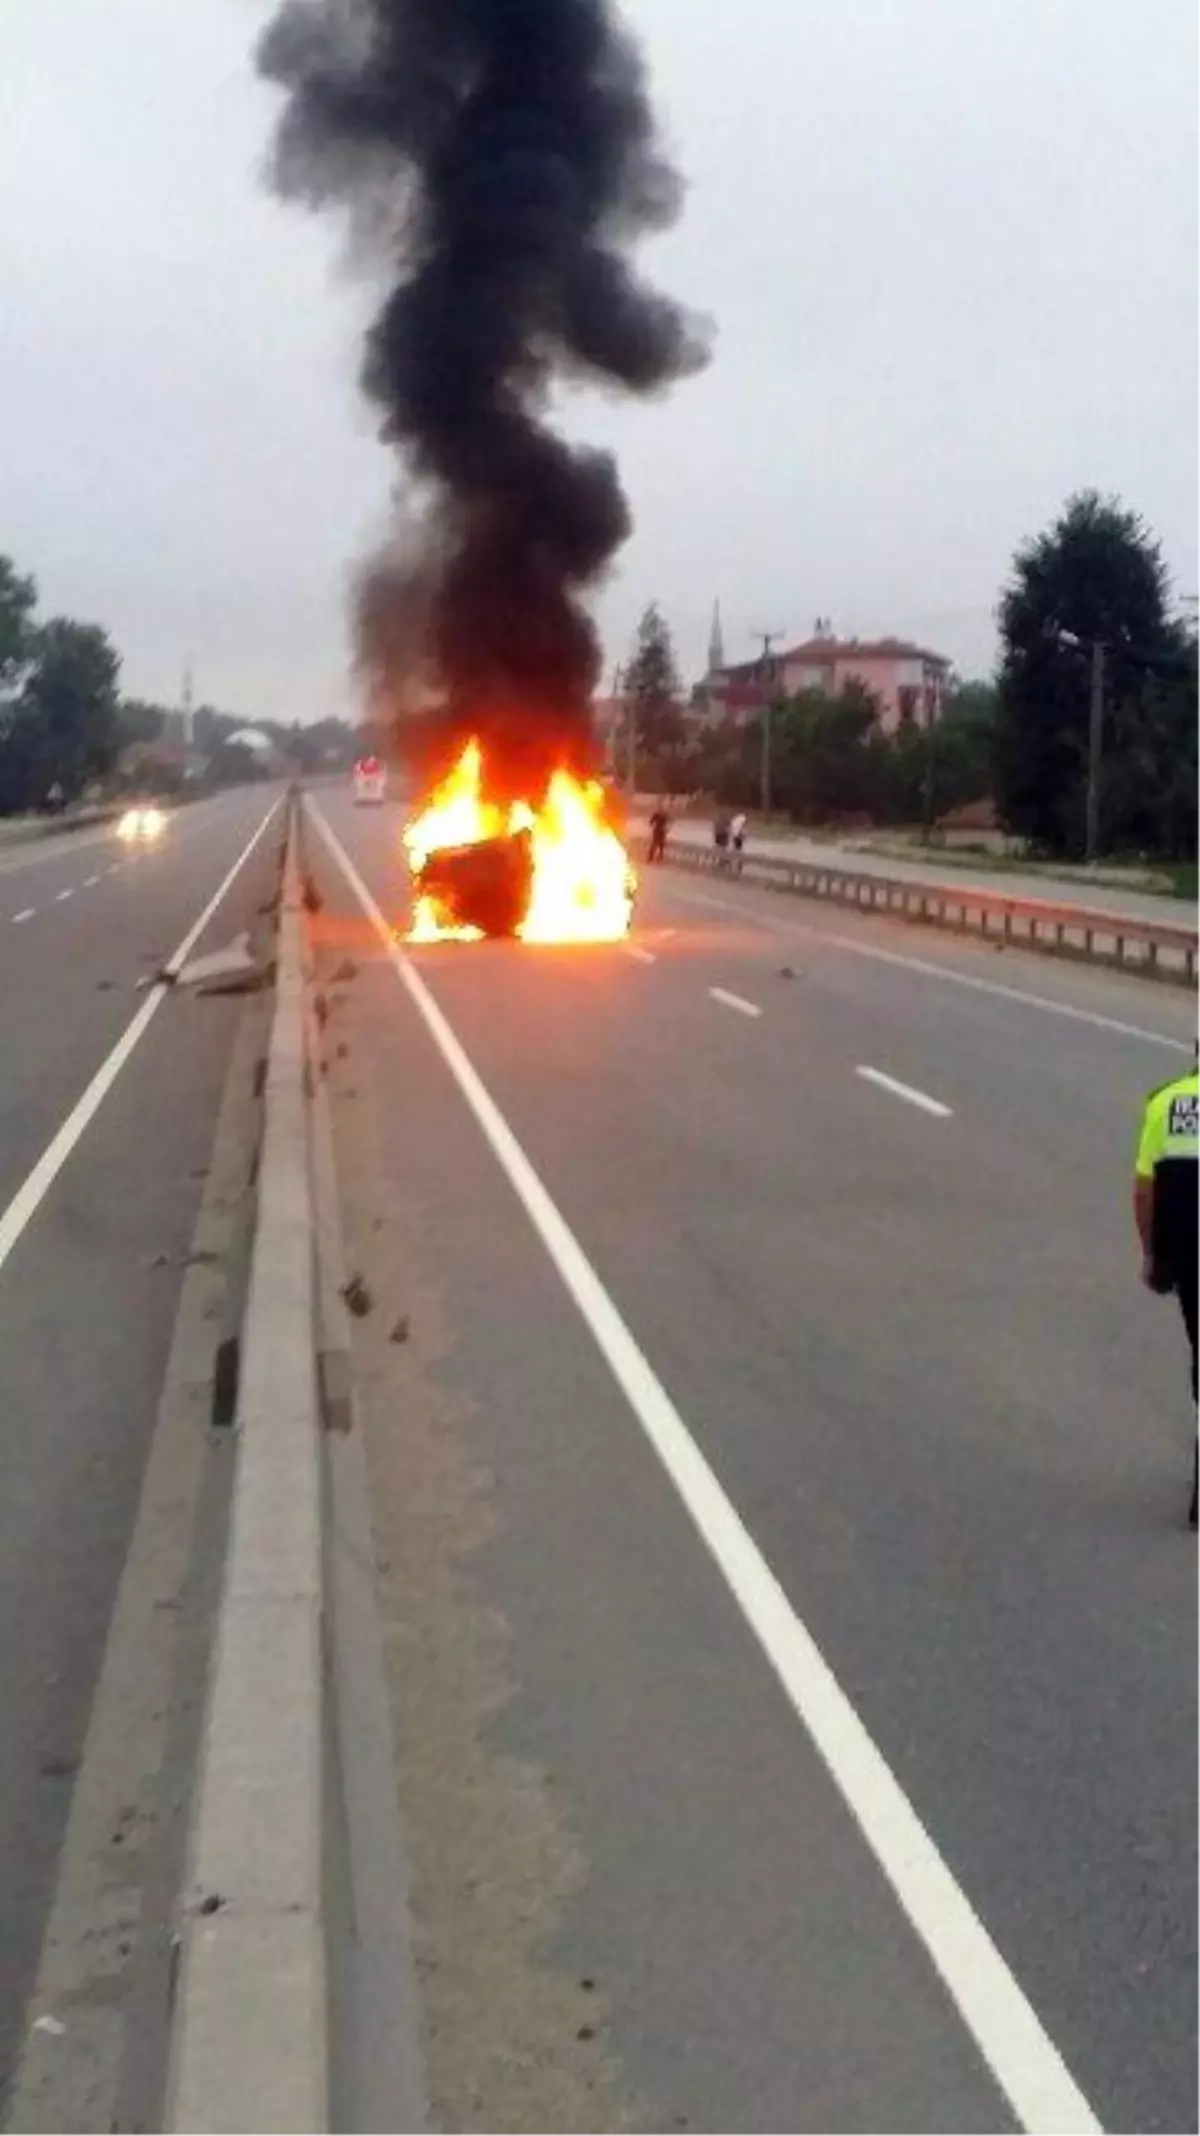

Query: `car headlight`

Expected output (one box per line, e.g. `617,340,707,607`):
141,807,165,837
118,809,141,840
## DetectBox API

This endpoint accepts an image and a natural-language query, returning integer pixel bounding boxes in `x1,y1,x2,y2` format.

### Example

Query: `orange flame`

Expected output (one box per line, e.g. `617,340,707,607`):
403,740,635,944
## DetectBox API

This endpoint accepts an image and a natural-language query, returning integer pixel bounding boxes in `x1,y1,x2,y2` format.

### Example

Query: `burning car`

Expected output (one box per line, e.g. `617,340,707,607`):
403,741,636,945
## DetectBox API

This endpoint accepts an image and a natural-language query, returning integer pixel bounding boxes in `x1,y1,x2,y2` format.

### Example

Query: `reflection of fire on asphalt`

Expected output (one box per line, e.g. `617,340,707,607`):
402,740,636,945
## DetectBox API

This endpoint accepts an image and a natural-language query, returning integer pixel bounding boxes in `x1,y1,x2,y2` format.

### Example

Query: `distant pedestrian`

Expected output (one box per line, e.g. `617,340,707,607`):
730,810,747,872
713,809,731,867
1134,1050,1198,1525
648,805,669,864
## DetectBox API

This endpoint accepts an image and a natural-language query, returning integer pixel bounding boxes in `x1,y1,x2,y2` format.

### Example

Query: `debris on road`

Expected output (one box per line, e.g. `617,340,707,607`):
176,931,259,990
39,1755,79,1781
196,964,272,998
341,1272,373,1318
137,930,265,994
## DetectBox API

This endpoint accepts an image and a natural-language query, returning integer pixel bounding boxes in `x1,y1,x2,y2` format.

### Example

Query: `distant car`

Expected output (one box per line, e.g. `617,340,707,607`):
353,757,387,806
117,803,167,842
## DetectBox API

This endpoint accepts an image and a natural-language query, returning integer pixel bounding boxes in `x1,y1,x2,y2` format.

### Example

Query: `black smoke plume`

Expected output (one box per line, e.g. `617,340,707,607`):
258,0,708,796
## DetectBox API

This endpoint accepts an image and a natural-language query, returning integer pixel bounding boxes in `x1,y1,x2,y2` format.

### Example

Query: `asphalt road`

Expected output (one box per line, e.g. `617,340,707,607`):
0,786,285,2113
308,788,1196,2136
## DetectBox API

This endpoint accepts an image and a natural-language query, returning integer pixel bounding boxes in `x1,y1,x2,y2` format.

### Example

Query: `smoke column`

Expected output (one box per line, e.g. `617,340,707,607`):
257,0,709,795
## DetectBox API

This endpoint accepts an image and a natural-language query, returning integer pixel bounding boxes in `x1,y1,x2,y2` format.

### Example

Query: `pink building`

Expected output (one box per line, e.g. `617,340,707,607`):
701,620,951,734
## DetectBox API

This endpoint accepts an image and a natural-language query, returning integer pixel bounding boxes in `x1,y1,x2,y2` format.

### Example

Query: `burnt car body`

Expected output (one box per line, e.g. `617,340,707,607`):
414,827,535,938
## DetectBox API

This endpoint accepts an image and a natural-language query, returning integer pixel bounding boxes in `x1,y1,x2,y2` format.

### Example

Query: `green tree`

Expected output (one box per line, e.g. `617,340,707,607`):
904,679,999,830
625,604,685,772
773,680,879,822
18,619,123,805
995,492,1180,856
204,738,269,790
118,698,168,748
944,678,999,729
193,703,240,754
0,556,37,698
687,714,758,809
1101,623,1198,859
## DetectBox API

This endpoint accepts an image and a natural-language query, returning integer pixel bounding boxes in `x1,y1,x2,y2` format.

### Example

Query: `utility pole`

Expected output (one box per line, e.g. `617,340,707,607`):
1084,637,1105,864
181,656,195,751
1058,629,1106,865
752,631,783,817
615,664,636,796
921,675,942,841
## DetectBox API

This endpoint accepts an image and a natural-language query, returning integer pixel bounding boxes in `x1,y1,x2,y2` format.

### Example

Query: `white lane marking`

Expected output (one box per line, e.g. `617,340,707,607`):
623,945,657,966
0,799,280,1281
12,908,34,924
857,1066,953,1119
55,888,73,902
84,874,101,887
309,797,1100,2136
668,881,1189,1052
709,986,762,1019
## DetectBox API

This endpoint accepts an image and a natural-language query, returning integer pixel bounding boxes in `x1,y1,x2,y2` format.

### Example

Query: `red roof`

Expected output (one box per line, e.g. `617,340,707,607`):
780,636,949,668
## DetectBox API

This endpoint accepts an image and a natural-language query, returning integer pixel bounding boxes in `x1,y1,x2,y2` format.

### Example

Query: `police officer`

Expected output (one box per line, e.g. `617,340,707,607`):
1134,1050,1198,1524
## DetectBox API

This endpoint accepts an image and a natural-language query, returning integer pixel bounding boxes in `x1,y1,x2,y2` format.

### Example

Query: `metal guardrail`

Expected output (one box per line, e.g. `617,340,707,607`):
638,839,1197,987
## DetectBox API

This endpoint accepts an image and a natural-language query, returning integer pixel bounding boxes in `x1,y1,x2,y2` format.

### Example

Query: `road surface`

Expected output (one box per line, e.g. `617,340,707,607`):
305,788,1196,2136
0,786,284,2124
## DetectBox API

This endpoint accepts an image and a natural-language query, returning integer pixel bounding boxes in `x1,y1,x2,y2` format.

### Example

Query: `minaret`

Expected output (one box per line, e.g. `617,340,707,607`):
707,599,726,678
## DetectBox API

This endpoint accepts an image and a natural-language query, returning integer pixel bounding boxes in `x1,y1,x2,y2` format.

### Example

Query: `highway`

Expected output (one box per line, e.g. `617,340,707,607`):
304,788,1196,2136
0,787,285,2127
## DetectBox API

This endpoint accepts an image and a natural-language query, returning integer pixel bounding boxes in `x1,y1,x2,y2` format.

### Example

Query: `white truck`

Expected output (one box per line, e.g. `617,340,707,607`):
352,755,387,805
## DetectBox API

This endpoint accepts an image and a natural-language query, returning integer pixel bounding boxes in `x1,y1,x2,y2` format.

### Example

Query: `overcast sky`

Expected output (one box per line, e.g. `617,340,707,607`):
4,0,1196,722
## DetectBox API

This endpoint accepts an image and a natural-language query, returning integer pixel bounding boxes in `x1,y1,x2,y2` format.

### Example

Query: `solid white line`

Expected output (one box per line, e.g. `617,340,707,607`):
667,881,1189,1052
623,945,657,966
857,1066,953,1119
12,908,34,924
308,798,1100,2136
55,888,73,902
0,799,280,1280
709,986,762,1019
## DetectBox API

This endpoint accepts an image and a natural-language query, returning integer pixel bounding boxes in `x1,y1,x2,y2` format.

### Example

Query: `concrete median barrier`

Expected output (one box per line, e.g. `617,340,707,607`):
165,795,422,2134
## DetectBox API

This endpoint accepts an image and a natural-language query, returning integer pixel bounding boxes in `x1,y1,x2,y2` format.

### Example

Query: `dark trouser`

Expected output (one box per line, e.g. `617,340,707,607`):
1179,1278,1197,1403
